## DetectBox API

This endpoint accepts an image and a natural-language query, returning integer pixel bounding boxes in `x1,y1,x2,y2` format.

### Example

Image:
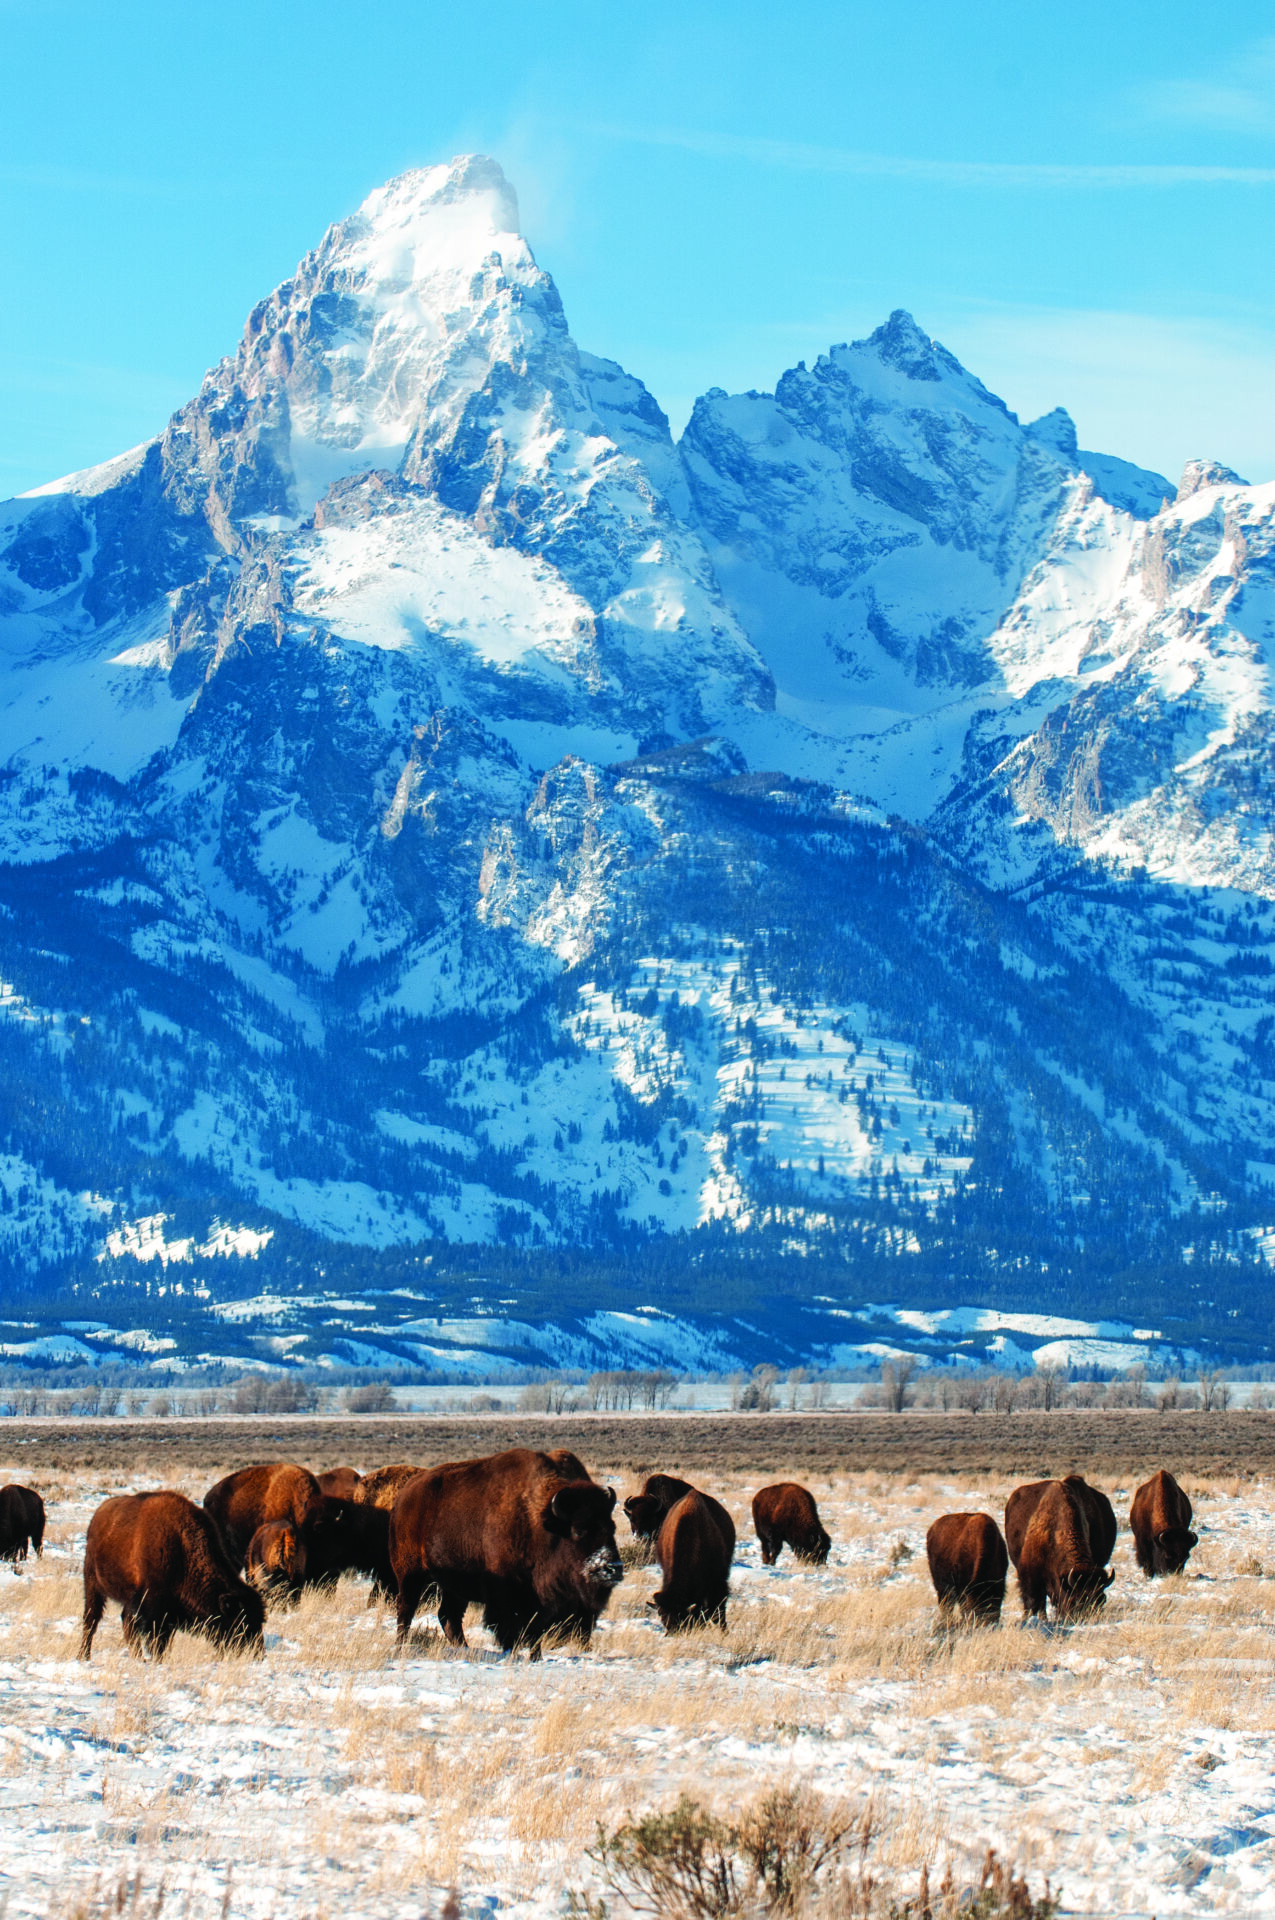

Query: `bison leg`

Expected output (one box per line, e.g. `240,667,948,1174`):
120,1605,145,1656
1017,1570,1046,1621
395,1569,430,1645
79,1583,106,1661
757,1530,777,1566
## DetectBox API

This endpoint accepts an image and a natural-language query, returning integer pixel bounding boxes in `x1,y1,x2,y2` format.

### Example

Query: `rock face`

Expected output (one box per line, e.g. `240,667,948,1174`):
3,155,1275,1364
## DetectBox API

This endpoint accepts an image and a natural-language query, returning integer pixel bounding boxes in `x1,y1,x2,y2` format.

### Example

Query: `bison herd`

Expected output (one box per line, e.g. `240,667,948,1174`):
927,1467,1196,1626
0,1454,1203,1661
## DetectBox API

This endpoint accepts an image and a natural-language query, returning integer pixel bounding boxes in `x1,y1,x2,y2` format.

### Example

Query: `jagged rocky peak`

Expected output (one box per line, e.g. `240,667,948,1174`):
1176,457,1249,501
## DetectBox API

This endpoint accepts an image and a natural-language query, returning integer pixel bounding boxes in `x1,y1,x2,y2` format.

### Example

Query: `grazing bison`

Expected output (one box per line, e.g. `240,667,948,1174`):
1011,1475,1115,1621
623,1473,694,1543
0,1484,45,1568
651,1490,735,1631
356,1464,424,1511
245,1520,306,1603
752,1483,831,1565
389,1447,624,1654
203,1462,337,1567
80,1492,264,1660
317,1467,363,1500
303,1495,395,1601
1130,1469,1198,1577
925,1512,1008,1624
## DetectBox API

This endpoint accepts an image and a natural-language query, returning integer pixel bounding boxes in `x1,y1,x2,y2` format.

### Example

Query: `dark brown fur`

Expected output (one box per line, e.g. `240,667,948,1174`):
925,1512,1008,1624
202,1462,332,1568
1129,1468,1197,1577
0,1484,45,1568
303,1495,395,1600
651,1490,735,1631
317,1468,363,1500
245,1520,306,1603
1012,1475,1116,1620
751,1482,831,1565
80,1491,264,1659
389,1447,623,1654
623,1472,693,1542
356,1464,424,1511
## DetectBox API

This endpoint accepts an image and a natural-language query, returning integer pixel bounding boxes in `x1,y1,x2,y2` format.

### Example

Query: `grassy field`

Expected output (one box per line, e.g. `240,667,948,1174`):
0,1430,1273,1917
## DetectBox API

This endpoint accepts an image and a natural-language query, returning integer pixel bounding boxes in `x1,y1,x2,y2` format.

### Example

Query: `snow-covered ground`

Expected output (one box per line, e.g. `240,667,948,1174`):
2,1464,1273,1916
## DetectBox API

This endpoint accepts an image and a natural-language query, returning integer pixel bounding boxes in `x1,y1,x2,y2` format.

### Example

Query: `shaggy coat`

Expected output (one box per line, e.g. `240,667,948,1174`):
1005,1476,1116,1575
0,1484,45,1567
356,1464,424,1511
1012,1476,1116,1620
1130,1469,1198,1577
751,1482,831,1565
389,1447,624,1654
80,1491,264,1660
317,1468,363,1500
245,1520,307,1602
651,1490,735,1631
925,1512,1008,1624
303,1495,395,1600
623,1473,694,1542
203,1463,334,1567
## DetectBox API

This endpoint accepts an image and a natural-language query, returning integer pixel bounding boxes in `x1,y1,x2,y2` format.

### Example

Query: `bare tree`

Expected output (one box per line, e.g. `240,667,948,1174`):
1198,1369,1230,1412
881,1356,918,1414
787,1367,808,1410
990,1372,1019,1415
1035,1363,1064,1411
955,1372,988,1415
808,1377,830,1409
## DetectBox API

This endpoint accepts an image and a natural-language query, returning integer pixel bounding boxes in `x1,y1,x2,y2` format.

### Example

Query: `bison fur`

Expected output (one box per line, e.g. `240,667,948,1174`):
1130,1469,1197,1577
0,1484,45,1569
1011,1475,1116,1621
925,1512,1007,1624
751,1483,831,1565
80,1491,264,1660
651,1490,735,1632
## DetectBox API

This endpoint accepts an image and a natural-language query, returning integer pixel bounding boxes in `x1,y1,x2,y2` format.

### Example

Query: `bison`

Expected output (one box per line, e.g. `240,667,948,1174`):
651,1490,735,1631
317,1467,363,1500
925,1512,1008,1624
245,1519,307,1604
80,1491,264,1660
1130,1469,1198,1577
0,1484,45,1568
751,1483,831,1565
1009,1475,1115,1621
203,1462,339,1568
389,1447,624,1654
356,1464,424,1511
623,1472,693,1543
303,1495,395,1601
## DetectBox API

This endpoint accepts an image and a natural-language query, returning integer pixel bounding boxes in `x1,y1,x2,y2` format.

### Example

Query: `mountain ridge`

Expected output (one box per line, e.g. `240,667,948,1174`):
2,154,1274,1373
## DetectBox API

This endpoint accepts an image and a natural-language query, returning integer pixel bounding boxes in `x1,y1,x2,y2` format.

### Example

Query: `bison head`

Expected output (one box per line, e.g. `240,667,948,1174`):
623,1494,664,1542
542,1483,624,1595
214,1583,266,1657
1153,1527,1198,1576
1057,1563,1114,1618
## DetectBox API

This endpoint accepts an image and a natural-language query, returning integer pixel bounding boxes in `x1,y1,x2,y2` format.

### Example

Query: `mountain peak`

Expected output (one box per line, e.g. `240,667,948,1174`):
866,308,944,381
1176,456,1248,501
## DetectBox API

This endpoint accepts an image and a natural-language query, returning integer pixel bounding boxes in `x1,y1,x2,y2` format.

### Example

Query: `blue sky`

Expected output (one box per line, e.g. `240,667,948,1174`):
2,0,1274,495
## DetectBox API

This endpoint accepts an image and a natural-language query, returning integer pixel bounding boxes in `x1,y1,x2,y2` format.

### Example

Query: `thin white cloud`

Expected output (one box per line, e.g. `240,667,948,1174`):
1133,39,1275,135
586,121,1275,188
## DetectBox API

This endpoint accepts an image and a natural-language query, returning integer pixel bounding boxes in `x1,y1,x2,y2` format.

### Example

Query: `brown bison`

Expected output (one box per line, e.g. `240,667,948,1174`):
925,1512,1008,1624
80,1491,264,1660
356,1463,424,1511
245,1520,307,1603
203,1462,339,1567
0,1484,45,1568
303,1495,395,1601
317,1467,363,1500
752,1483,831,1565
389,1447,624,1654
623,1472,694,1543
652,1490,735,1631
1130,1469,1198,1577
1009,1475,1116,1621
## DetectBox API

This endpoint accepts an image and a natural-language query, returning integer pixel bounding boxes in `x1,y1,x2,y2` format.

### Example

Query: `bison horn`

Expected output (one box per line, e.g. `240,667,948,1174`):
1103,1568,1115,1586
605,1485,617,1512
1155,1530,1171,1547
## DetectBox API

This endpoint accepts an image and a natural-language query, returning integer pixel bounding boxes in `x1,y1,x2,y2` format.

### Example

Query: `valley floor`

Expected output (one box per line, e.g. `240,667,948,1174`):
1,1461,1274,1917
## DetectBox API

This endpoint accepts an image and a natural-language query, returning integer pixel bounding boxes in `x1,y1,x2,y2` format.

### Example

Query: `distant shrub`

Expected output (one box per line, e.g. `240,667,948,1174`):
231,1375,318,1415
346,1381,395,1413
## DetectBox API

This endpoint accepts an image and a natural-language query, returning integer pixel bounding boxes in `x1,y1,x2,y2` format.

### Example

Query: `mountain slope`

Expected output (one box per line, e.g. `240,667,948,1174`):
2,156,1275,1367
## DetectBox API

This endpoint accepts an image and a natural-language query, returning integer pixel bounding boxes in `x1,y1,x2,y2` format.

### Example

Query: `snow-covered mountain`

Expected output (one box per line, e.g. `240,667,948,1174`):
3,155,1275,1368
